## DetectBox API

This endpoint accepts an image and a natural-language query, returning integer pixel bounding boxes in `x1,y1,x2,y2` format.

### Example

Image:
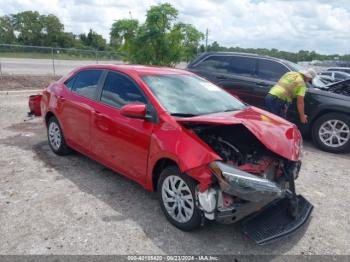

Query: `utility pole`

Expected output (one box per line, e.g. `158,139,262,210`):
205,28,208,52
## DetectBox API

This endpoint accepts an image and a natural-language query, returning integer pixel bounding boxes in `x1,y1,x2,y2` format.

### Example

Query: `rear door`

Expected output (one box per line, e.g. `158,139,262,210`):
219,56,258,104
254,58,289,108
91,71,154,181
189,55,258,103
60,69,103,153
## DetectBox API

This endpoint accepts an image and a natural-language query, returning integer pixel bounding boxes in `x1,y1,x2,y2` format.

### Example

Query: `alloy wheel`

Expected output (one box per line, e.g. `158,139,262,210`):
161,175,194,223
319,119,350,148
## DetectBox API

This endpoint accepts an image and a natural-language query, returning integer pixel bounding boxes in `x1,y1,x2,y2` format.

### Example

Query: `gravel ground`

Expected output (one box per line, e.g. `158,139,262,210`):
0,91,349,256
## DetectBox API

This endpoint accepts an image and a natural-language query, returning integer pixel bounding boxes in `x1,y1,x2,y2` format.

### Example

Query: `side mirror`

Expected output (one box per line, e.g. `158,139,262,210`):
120,103,147,119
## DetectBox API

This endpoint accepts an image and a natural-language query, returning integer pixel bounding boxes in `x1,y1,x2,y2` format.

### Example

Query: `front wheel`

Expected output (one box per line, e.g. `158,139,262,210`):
157,166,202,231
312,113,350,153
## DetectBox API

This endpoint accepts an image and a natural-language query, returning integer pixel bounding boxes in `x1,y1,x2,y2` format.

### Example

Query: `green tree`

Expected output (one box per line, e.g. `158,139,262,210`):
13,11,43,45
110,19,138,51
41,14,64,46
208,41,221,52
177,23,204,62
110,3,203,66
58,32,77,48
141,3,179,65
79,29,107,50
0,15,16,43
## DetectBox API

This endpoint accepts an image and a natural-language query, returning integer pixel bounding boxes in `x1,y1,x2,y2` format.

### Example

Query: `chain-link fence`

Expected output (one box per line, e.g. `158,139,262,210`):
0,44,126,76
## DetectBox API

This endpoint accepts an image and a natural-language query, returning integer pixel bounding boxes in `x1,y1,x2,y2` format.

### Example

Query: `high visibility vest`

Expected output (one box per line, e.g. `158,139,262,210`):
269,72,307,102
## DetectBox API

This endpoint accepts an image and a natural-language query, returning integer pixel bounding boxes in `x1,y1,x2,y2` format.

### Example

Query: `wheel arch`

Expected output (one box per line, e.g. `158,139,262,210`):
310,108,350,128
152,158,178,191
45,111,56,127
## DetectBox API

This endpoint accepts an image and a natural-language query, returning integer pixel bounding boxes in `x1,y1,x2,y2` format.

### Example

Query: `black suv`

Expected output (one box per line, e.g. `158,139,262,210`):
188,52,350,153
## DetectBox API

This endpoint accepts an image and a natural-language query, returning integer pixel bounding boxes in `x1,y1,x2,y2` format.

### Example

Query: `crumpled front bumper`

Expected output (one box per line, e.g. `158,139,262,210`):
201,161,313,244
241,194,313,245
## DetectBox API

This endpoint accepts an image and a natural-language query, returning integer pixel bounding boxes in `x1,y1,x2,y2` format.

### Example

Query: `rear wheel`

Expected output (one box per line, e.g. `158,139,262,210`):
312,113,350,153
47,116,71,155
157,166,202,231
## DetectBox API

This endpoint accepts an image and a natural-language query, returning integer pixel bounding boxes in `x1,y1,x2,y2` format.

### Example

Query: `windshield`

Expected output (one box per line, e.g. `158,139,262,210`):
142,74,245,116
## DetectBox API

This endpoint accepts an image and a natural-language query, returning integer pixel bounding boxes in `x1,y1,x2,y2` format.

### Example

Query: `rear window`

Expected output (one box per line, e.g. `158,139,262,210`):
230,56,256,77
195,55,256,77
257,59,288,82
194,56,232,74
64,70,102,100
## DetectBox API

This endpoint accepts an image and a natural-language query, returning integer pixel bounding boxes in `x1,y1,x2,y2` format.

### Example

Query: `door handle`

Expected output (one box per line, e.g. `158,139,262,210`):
257,81,270,87
93,110,109,131
216,75,227,80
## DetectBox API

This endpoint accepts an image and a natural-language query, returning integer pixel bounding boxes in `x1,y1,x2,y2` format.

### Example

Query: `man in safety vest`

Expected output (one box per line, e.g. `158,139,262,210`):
265,68,316,123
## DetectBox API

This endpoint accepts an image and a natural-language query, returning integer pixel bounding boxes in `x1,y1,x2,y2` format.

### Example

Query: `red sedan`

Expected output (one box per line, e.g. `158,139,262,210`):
39,64,312,244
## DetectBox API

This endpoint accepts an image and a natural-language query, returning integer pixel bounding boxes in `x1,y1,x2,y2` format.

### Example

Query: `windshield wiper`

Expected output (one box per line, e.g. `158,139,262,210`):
170,113,197,117
224,108,239,112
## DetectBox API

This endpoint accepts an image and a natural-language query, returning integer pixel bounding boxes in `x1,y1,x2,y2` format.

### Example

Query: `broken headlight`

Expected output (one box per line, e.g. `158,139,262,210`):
209,161,284,203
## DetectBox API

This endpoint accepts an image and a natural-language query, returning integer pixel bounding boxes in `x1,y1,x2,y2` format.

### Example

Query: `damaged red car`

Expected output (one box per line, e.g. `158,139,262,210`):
38,65,312,244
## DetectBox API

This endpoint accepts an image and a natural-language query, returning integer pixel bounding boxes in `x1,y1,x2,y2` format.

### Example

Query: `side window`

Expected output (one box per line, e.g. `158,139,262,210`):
257,59,288,82
64,76,76,89
229,56,256,77
194,56,233,74
321,72,331,76
100,72,147,108
65,70,102,100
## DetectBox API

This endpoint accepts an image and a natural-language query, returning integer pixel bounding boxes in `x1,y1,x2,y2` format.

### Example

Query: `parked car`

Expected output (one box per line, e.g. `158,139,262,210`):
35,64,312,245
318,71,350,83
326,67,350,74
188,52,350,153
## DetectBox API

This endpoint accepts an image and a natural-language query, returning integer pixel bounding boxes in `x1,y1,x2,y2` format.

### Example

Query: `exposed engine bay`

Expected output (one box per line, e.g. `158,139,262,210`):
185,123,302,225
320,81,350,97
326,82,350,96
188,124,293,181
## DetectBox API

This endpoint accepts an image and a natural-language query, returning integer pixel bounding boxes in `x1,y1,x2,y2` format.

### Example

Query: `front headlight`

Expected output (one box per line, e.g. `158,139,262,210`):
209,161,283,203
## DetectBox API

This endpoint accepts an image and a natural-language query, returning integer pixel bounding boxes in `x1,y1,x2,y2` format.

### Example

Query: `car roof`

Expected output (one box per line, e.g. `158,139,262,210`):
73,64,192,76
188,51,289,67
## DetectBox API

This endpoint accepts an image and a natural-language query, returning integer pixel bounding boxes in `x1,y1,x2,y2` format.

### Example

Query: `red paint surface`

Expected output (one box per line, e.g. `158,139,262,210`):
176,106,302,161
28,95,42,116
39,64,302,192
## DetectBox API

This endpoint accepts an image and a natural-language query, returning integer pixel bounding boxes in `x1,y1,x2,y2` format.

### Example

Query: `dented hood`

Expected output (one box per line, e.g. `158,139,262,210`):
176,106,302,161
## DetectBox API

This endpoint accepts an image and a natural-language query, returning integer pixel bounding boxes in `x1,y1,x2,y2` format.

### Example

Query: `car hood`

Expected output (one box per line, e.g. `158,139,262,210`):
176,106,302,161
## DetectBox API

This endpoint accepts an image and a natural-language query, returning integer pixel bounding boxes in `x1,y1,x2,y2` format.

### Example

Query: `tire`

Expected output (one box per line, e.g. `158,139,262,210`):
157,166,202,231
311,113,350,153
47,116,71,156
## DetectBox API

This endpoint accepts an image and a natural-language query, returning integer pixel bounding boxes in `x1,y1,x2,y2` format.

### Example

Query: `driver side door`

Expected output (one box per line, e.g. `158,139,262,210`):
91,71,154,182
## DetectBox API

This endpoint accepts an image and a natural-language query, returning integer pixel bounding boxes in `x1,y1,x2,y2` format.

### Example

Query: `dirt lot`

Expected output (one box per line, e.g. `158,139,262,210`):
0,75,61,91
0,91,350,256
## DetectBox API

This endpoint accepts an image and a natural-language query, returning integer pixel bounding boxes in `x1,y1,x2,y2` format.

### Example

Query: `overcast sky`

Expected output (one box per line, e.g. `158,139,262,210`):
1,0,350,54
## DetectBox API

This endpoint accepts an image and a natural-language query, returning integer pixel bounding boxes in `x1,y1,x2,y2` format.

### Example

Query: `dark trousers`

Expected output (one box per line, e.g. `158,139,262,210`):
265,94,289,119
